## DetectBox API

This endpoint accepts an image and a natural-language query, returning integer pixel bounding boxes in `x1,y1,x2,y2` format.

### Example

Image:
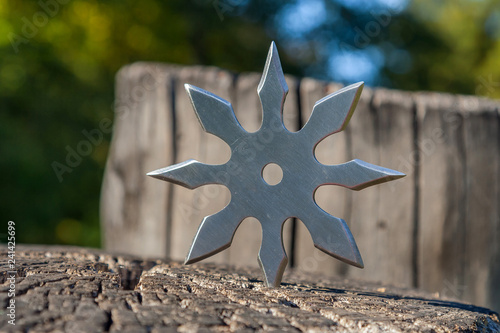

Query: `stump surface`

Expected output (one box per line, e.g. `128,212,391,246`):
1,245,499,332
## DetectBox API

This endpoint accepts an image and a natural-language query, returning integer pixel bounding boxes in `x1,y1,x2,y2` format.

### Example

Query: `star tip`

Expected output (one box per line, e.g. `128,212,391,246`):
266,281,281,288
185,247,204,265
390,170,406,179
185,84,204,96
146,169,160,177
185,252,203,265
258,41,287,94
346,246,364,268
147,173,165,182
147,167,173,181
351,81,365,91
352,254,364,269
184,252,195,265
267,41,280,63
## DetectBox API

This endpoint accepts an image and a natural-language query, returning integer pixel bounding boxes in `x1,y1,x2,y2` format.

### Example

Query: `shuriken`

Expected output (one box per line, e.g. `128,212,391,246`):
148,42,405,287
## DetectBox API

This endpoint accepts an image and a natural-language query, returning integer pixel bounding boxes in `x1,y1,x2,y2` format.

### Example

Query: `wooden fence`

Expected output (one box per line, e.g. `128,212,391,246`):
100,62,500,312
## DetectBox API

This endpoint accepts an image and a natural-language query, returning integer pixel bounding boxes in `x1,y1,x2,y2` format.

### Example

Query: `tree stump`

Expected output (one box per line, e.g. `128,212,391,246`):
1,246,499,332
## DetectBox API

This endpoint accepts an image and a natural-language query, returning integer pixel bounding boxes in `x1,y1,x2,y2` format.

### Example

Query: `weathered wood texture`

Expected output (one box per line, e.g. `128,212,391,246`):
415,93,500,313
101,63,500,312
101,63,174,258
2,246,499,332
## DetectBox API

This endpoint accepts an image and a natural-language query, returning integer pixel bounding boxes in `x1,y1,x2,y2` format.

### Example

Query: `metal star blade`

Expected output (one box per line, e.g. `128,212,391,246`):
148,42,405,287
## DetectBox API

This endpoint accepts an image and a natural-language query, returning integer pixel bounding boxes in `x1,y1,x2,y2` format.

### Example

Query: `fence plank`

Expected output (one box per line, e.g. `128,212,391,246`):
492,107,500,313
460,97,500,309
328,86,378,281
373,89,415,286
168,66,233,264
343,88,415,286
416,93,467,298
101,63,174,257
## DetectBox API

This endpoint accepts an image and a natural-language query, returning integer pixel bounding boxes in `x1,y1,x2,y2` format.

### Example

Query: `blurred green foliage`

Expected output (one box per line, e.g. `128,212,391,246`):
1,0,498,247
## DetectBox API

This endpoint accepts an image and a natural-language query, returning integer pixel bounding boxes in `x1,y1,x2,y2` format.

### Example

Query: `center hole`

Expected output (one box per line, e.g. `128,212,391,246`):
262,163,283,186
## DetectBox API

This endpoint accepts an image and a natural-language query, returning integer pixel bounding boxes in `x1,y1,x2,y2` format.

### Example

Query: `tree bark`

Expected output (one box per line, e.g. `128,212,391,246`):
1,245,498,332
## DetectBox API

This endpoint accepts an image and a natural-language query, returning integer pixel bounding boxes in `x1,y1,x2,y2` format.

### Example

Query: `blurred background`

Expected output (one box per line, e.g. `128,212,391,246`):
1,0,499,247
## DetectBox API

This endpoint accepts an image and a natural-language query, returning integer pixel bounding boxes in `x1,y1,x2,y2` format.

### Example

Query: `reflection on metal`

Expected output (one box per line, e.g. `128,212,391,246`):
148,42,405,287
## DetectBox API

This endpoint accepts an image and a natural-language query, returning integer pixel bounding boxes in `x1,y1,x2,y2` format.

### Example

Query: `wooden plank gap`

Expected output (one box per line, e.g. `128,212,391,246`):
288,77,305,268
410,97,420,289
457,110,468,299
164,75,179,259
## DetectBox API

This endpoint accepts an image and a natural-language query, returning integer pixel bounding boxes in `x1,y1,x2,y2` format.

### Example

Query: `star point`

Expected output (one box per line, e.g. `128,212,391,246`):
148,42,405,287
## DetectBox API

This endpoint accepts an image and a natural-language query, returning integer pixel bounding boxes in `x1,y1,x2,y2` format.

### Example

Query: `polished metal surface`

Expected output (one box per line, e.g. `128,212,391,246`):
148,42,405,287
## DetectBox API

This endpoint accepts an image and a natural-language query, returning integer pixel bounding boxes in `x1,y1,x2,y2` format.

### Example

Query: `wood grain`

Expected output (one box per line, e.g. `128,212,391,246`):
2,246,498,332
366,88,415,286
416,92,467,299
101,63,175,258
460,96,500,310
168,66,233,264
342,87,414,286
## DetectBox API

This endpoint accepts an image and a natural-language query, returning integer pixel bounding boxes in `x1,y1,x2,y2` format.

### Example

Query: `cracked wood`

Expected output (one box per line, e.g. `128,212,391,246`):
1,246,499,332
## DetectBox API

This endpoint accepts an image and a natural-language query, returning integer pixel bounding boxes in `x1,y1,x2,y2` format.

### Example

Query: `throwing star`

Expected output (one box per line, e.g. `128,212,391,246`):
148,42,405,287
